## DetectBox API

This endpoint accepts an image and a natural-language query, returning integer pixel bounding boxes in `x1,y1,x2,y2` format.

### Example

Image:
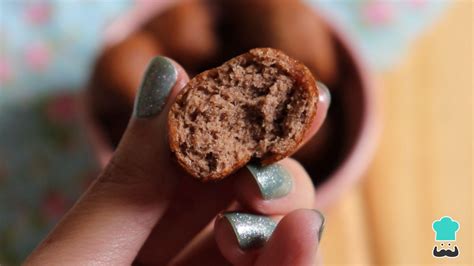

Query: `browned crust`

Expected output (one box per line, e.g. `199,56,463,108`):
168,48,319,181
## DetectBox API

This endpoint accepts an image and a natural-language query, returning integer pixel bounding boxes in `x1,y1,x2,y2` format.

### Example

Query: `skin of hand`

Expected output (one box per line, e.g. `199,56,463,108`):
24,56,330,266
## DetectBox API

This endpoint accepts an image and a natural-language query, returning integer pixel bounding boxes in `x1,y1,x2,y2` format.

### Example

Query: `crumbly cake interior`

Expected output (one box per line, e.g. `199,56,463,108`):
172,56,313,177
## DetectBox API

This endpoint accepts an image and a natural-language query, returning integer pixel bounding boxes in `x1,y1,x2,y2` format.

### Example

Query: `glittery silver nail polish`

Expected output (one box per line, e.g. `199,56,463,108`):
247,164,293,200
224,212,276,250
313,209,325,242
134,56,177,118
316,81,331,105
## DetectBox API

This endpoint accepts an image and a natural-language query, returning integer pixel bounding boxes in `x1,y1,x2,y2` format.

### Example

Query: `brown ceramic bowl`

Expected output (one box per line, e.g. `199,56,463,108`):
81,0,380,209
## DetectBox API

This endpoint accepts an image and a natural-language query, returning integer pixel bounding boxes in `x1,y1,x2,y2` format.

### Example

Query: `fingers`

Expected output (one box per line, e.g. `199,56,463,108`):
25,57,189,265
214,209,324,266
136,158,314,264
136,177,235,265
234,158,316,214
170,223,231,266
255,209,324,266
215,158,322,265
168,158,316,265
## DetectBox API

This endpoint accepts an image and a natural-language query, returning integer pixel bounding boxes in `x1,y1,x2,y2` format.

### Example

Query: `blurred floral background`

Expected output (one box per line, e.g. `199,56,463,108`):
1,0,470,265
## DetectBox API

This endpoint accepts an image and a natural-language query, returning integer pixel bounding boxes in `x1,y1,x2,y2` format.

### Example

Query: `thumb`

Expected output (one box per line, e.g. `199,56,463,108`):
25,56,189,265
110,56,189,190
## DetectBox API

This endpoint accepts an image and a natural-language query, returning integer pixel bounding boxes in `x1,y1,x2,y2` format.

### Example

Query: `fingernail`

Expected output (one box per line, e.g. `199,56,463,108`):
224,212,277,250
247,164,293,200
316,81,331,106
134,56,177,118
312,209,326,242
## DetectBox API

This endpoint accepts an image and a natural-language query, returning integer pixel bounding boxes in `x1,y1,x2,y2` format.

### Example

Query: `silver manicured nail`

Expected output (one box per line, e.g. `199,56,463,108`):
224,212,277,250
247,164,293,200
316,81,331,106
313,209,325,242
134,56,177,118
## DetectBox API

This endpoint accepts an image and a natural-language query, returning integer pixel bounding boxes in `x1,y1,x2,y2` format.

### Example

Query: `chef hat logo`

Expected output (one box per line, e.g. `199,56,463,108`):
432,216,460,241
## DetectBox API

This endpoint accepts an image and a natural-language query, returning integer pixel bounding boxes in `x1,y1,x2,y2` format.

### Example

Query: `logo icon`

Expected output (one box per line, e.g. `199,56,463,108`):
432,216,460,258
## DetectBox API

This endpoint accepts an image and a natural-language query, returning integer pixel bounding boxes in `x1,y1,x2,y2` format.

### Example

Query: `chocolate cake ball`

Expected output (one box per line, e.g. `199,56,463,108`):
168,48,319,180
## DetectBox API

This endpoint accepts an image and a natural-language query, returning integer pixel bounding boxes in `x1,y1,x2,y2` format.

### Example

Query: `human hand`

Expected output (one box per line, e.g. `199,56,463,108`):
25,56,330,266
